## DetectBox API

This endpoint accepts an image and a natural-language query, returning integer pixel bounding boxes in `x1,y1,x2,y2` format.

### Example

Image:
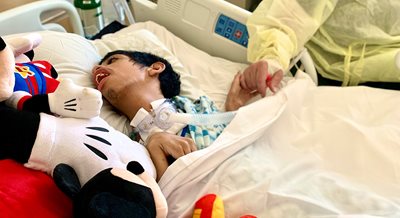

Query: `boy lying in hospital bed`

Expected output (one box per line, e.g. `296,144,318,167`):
92,49,284,181
1,1,395,217
0,26,283,185
0,30,282,217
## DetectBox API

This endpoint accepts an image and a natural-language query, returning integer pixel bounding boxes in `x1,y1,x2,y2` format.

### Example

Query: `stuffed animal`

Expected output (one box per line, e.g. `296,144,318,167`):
0,34,168,217
54,161,166,218
192,194,225,218
193,194,256,218
0,34,101,119
0,103,168,218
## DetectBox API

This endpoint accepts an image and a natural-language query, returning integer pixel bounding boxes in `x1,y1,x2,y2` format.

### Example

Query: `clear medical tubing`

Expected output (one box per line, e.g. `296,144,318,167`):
154,101,237,130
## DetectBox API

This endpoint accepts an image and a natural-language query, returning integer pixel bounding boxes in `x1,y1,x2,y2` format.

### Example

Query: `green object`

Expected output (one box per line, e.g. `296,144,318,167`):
73,0,104,38
74,0,102,10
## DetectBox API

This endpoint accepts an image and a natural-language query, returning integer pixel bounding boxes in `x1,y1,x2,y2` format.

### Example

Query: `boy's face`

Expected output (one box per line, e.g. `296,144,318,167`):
92,54,147,103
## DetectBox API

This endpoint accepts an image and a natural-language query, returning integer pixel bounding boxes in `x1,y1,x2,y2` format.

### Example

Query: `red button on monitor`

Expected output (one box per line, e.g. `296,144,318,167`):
234,30,242,38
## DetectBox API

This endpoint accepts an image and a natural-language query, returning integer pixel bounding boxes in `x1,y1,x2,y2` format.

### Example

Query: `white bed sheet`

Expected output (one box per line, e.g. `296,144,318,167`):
160,72,400,217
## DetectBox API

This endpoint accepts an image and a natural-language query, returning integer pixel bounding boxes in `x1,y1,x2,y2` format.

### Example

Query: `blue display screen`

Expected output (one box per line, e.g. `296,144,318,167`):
214,14,248,47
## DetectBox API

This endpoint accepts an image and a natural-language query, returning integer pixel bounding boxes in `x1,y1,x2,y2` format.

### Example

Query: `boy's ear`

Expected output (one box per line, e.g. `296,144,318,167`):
147,62,165,76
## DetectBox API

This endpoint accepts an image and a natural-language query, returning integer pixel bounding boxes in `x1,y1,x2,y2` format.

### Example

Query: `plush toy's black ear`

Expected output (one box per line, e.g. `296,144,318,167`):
53,163,82,199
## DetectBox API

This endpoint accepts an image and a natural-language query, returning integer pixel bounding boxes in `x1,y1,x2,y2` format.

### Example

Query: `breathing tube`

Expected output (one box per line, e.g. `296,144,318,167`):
133,100,236,134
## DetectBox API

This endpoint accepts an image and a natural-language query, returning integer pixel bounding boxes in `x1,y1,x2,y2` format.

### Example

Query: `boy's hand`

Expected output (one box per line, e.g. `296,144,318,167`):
146,132,196,181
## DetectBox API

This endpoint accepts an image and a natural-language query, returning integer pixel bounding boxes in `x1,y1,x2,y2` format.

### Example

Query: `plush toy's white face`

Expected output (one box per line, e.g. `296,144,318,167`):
111,168,148,188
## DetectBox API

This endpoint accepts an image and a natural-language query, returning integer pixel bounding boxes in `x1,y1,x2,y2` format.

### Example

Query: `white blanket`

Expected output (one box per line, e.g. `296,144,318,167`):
160,72,400,218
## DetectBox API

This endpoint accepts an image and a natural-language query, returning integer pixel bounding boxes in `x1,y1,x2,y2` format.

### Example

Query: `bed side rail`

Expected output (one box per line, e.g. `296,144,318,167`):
131,0,250,63
0,0,84,36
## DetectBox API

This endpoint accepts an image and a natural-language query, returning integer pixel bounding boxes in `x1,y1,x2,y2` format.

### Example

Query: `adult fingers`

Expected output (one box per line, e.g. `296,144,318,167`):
255,61,269,97
229,72,242,94
267,69,284,93
240,61,269,97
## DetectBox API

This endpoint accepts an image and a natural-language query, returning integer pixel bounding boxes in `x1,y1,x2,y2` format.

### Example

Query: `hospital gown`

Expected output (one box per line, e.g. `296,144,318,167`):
247,0,400,86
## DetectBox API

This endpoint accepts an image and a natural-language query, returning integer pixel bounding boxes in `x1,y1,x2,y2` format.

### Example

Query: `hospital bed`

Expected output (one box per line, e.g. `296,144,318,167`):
1,0,400,217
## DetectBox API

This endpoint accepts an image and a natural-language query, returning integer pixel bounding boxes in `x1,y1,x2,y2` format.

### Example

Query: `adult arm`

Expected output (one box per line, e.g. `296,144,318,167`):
246,0,338,84
247,0,338,67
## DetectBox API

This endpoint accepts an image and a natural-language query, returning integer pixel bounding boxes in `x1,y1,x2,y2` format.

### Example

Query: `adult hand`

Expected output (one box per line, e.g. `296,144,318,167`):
240,60,283,97
225,72,258,111
146,132,196,181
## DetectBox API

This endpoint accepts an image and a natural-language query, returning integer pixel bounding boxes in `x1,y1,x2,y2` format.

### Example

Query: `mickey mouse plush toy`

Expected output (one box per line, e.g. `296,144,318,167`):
0,34,168,218
54,161,166,218
0,33,101,118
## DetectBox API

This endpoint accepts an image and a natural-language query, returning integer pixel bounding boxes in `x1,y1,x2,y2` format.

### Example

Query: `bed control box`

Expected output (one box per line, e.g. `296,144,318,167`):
214,14,248,48
131,0,251,63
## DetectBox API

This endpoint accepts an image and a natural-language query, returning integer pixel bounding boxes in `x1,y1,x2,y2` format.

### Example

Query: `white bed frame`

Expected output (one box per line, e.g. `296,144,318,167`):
0,0,317,83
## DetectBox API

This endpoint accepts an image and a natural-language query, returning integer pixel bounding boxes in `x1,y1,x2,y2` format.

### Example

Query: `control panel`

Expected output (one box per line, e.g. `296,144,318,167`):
214,14,248,47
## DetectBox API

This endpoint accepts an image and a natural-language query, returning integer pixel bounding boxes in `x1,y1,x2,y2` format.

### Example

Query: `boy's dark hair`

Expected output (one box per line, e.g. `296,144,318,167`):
100,50,181,98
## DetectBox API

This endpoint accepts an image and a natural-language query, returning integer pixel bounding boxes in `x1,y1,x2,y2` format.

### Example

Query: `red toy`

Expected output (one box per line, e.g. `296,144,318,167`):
193,193,257,218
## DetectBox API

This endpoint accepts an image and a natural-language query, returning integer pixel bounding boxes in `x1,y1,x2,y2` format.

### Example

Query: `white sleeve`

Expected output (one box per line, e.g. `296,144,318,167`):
246,0,338,71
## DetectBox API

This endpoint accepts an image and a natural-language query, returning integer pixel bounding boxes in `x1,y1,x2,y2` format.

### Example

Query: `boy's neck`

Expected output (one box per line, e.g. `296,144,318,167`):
118,86,164,121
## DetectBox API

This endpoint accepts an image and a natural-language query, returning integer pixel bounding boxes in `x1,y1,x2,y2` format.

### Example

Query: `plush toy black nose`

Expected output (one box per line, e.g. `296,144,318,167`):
127,161,144,175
